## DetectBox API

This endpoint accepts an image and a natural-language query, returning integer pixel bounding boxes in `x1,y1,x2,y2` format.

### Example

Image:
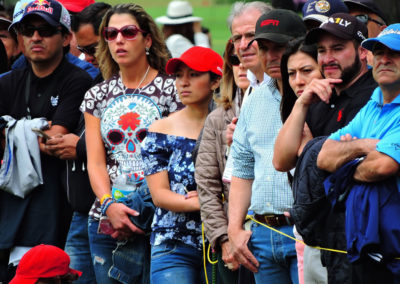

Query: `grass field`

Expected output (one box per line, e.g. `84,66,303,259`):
103,0,233,55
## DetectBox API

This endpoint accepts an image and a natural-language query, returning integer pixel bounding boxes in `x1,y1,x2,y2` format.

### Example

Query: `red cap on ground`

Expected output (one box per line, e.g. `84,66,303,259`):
57,0,95,13
166,46,223,76
9,244,82,284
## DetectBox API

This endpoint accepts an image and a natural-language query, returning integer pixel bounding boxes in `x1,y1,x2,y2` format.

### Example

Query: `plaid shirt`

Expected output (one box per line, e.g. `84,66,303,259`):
231,79,293,215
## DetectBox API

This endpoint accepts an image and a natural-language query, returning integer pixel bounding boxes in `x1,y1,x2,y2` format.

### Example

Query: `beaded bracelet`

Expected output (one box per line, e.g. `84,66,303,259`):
101,198,115,216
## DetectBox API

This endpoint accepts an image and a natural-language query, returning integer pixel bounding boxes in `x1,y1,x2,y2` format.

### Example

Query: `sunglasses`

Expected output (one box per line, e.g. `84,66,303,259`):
77,42,98,56
19,24,61,37
355,14,385,26
229,54,240,66
103,25,146,42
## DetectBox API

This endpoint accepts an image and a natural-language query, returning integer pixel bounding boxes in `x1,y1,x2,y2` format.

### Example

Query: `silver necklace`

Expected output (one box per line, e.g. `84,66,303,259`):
124,65,150,95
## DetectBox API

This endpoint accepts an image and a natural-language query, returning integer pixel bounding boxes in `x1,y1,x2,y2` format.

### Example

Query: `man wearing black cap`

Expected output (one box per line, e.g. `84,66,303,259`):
303,13,378,283
0,0,91,279
344,0,387,38
228,9,306,283
318,23,400,283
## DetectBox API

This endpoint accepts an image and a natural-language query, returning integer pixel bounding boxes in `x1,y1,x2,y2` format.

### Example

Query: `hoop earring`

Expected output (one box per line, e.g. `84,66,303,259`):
145,47,150,55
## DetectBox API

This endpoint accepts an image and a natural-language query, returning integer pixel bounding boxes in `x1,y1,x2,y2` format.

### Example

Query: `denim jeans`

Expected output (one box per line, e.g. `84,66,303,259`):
248,222,298,284
65,212,96,284
88,217,120,284
150,242,211,284
109,236,151,284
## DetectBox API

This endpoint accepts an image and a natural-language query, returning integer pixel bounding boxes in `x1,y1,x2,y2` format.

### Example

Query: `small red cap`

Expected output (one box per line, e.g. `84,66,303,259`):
57,0,95,12
166,46,223,76
9,244,82,284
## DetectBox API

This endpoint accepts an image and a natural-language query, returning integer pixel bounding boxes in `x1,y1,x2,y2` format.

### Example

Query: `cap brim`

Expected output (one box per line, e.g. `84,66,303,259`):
303,14,328,24
155,15,202,25
0,17,11,26
20,12,59,27
9,275,37,284
254,33,293,44
305,26,352,44
166,57,212,75
362,37,400,52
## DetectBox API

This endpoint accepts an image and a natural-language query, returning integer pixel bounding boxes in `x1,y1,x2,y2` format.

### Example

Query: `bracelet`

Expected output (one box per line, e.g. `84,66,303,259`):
100,193,112,205
101,198,115,216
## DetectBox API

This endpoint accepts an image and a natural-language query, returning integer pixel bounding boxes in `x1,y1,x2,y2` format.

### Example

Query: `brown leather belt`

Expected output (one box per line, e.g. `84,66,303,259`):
254,214,294,227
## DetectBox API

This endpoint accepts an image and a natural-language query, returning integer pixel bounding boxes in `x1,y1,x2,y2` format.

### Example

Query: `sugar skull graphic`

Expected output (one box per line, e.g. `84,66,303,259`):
101,93,161,187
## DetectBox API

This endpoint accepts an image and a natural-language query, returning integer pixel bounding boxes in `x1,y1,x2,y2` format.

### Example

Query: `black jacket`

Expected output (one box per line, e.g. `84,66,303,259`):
290,136,330,246
61,115,95,213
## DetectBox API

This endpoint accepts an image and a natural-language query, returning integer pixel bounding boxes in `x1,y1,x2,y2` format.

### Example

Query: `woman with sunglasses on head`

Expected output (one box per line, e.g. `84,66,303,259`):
141,46,222,284
194,40,250,284
81,4,182,284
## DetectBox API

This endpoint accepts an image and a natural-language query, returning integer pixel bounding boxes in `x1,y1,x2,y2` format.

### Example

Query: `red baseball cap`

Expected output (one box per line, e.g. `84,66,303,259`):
9,244,82,284
57,0,95,13
166,46,223,76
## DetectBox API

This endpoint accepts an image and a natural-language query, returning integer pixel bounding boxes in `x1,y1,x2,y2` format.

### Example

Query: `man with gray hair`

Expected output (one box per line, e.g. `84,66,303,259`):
226,1,271,146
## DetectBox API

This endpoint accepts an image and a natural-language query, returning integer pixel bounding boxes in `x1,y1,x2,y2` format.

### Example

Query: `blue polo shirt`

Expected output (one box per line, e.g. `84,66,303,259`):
329,87,400,189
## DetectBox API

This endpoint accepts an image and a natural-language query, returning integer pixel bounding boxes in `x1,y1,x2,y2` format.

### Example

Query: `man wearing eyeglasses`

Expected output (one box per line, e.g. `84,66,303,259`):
0,0,92,280
225,2,272,147
228,9,306,284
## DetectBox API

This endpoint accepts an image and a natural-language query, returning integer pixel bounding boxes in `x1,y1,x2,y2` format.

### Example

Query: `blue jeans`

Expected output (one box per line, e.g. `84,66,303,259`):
248,222,298,284
65,212,96,284
88,217,120,284
150,242,211,284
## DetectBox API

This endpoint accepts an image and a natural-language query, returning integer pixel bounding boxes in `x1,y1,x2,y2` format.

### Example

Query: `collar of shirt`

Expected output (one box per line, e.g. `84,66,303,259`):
371,87,400,105
247,70,271,88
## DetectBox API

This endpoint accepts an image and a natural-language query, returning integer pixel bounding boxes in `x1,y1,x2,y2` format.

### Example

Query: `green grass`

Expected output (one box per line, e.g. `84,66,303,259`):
102,0,232,55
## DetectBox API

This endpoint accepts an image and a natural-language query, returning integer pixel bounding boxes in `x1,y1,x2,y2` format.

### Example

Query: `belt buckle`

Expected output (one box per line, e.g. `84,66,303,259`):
264,215,278,227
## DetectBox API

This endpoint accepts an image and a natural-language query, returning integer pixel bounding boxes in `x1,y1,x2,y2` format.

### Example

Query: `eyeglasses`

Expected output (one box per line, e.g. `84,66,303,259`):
19,24,61,37
103,25,146,42
355,14,385,26
77,42,98,56
228,54,240,66
231,32,255,46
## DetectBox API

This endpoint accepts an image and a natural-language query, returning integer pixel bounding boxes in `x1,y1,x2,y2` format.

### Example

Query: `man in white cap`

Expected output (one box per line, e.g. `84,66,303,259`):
318,23,400,283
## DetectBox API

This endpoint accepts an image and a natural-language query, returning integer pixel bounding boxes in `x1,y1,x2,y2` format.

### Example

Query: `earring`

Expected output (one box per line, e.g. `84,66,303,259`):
145,47,149,55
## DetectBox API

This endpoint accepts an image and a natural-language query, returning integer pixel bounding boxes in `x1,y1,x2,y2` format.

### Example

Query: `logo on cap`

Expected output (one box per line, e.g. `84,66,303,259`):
315,0,330,13
27,0,53,14
322,16,352,28
261,19,280,27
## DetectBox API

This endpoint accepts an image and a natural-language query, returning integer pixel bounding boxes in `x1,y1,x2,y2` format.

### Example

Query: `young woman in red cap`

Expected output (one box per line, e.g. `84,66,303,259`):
141,46,222,284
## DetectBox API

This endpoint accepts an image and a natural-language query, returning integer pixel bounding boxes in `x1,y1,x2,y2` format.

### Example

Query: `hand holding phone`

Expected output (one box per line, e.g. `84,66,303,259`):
31,127,51,140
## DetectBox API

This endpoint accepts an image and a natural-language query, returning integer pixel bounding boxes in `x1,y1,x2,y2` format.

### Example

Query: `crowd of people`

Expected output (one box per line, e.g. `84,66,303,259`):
0,0,399,283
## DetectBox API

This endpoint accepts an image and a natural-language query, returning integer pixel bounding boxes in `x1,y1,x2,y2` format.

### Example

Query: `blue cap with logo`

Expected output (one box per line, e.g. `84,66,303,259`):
362,24,400,52
19,0,71,31
303,0,349,24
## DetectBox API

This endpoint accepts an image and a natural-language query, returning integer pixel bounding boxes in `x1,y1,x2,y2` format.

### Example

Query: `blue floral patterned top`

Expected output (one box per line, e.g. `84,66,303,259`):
141,131,202,250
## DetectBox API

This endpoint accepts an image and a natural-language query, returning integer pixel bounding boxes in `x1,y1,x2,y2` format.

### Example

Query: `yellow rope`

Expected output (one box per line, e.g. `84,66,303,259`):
202,223,210,284
249,216,348,254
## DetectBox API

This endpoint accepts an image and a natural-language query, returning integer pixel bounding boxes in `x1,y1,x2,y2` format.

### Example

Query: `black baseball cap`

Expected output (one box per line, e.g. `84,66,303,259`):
305,13,368,44
344,0,387,24
252,9,307,44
